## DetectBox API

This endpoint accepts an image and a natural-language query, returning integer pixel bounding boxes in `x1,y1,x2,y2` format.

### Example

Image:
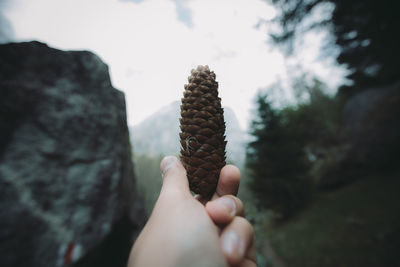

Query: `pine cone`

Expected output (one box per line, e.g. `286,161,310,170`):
179,65,227,198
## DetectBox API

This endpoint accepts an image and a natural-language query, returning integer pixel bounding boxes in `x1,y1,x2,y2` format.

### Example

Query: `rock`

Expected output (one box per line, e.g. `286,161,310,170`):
343,82,400,172
315,83,400,189
343,82,400,137
0,41,145,267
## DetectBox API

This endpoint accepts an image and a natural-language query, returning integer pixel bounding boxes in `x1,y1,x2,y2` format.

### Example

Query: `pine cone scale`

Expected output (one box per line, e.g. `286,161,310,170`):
179,65,227,198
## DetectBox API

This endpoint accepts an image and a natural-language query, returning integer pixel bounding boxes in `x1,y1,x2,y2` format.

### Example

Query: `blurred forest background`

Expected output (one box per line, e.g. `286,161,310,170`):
133,0,400,266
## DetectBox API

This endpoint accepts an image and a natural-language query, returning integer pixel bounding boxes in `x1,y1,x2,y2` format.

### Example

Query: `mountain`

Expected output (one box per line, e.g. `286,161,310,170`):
130,101,247,168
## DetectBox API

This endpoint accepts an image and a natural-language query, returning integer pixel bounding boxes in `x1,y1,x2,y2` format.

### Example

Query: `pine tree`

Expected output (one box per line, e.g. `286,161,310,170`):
246,94,311,219
269,0,400,94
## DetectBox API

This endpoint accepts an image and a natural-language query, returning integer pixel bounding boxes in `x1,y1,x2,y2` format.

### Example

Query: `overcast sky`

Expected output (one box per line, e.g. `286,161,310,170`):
3,0,346,129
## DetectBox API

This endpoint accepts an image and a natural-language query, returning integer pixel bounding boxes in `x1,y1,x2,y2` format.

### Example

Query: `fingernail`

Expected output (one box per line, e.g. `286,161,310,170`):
161,156,177,176
215,197,236,217
221,231,244,257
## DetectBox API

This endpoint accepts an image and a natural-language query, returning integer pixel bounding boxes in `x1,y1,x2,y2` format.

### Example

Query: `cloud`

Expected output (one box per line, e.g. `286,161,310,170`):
121,0,193,27
120,0,144,3
5,0,345,129
172,0,193,27
0,0,15,43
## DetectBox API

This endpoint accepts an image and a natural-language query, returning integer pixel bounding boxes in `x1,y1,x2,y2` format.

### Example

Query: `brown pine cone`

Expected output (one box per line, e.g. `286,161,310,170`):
179,65,227,198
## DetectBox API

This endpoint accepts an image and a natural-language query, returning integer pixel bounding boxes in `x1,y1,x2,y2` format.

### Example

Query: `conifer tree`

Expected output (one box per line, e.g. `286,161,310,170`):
246,94,311,219
269,0,400,94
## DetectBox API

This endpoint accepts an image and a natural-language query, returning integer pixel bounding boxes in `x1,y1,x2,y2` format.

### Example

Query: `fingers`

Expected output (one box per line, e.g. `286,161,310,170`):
238,258,257,267
159,156,191,198
213,165,241,200
220,217,256,266
205,195,244,224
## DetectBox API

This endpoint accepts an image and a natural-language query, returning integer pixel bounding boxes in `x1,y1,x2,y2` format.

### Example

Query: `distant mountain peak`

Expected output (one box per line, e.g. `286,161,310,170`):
130,101,246,168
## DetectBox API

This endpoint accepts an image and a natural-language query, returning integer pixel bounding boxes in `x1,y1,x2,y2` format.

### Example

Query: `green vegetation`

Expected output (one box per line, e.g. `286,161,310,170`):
133,153,164,215
244,75,400,266
246,78,344,220
246,93,312,219
265,174,400,267
269,0,400,95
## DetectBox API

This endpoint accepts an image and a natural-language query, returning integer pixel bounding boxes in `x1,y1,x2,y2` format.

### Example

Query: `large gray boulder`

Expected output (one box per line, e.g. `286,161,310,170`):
313,83,400,189
343,83,400,171
0,41,145,267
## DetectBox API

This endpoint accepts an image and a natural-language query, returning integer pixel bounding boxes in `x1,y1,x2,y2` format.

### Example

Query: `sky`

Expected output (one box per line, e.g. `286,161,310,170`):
2,0,346,130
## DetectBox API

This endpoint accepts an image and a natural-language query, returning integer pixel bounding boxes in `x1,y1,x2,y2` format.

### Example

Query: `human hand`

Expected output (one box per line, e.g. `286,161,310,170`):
127,156,256,267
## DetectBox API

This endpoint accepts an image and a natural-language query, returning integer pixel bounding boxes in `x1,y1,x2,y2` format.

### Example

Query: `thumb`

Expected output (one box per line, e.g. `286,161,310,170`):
160,156,191,198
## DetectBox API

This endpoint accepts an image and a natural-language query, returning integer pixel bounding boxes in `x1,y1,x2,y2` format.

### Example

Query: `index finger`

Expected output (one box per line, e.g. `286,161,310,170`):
212,165,240,200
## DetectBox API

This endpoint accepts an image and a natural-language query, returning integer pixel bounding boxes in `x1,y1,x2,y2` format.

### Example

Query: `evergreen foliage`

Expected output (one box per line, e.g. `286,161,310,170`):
268,0,400,94
246,79,343,219
246,94,312,220
134,154,164,215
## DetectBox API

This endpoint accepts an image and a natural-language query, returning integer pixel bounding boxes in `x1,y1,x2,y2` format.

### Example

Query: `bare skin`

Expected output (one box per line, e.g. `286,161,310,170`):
128,156,256,267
